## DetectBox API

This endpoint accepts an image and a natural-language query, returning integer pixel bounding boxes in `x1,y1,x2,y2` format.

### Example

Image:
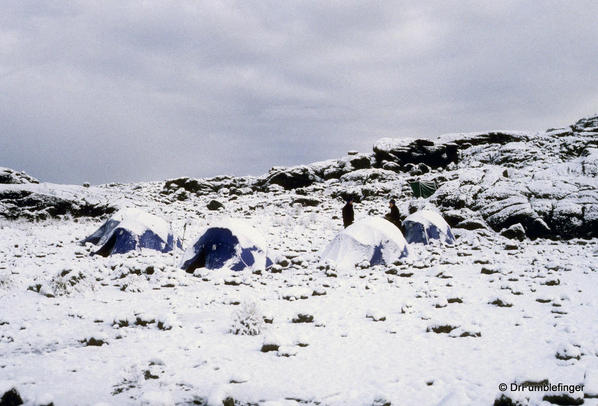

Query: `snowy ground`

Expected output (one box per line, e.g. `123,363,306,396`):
1,180,598,406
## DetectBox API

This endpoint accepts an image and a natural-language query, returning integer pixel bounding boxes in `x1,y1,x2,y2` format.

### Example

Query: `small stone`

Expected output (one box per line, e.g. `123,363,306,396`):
489,298,513,307
82,337,106,346
555,344,581,360
366,310,386,322
1,387,23,406
206,200,224,210
481,266,499,275
260,343,279,352
426,324,457,334
292,314,314,323
500,223,526,241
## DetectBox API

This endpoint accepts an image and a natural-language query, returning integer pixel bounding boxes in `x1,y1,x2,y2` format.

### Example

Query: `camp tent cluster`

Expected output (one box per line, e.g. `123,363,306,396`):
320,210,455,269
83,208,269,272
83,206,454,272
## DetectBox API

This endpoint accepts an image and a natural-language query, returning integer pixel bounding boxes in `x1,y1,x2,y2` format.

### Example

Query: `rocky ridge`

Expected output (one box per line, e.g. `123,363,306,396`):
2,115,596,239
159,114,598,240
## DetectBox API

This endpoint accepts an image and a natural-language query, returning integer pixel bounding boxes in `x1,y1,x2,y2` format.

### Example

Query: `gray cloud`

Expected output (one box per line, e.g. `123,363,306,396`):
1,0,597,184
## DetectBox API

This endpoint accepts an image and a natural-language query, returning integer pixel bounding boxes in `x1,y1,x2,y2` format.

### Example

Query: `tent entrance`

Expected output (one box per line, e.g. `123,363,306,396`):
95,233,117,257
184,228,241,272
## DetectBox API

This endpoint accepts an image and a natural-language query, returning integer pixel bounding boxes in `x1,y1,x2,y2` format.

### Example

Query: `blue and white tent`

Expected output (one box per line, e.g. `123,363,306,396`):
402,210,455,245
321,217,409,269
83,208,179,256
180,219,272,272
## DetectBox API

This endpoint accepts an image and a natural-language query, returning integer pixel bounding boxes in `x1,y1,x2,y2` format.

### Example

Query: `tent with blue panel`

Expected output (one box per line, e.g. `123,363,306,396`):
82,207,179,256
402,210,455,245
180,219,272,272
320,216,409,270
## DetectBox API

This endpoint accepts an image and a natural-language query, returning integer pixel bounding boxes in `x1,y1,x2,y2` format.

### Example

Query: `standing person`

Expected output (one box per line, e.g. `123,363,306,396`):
342,197,354,228
385,199,401,228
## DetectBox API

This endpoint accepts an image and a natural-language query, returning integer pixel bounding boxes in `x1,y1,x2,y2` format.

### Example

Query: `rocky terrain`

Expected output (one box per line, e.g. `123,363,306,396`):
0,115,597,405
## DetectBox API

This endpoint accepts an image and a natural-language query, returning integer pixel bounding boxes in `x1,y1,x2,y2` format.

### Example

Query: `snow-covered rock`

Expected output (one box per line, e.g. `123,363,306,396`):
262,165,322,190
0,182,116,220
0,167,39,184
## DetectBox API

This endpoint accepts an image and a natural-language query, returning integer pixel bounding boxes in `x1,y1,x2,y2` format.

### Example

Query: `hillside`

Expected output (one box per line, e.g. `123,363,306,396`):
1,115,597,405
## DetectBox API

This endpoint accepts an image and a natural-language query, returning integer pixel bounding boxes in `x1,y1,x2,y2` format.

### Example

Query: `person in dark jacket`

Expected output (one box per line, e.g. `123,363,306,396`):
342,198,354,228
385,199,401,228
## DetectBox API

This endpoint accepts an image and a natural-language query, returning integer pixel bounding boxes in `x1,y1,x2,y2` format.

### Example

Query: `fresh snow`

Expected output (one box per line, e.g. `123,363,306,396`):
1,117,598,405
1,188,597,405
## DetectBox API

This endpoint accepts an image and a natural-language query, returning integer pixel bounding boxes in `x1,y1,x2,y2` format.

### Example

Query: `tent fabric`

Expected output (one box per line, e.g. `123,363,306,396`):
321,217,409,269
83,207,179,256
410,180,437,198
180,219,272,272
402,210,455,245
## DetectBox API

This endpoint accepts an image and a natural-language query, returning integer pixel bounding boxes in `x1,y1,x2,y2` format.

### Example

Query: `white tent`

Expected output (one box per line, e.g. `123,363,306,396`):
321,217,409,269
82,207,178,256
402,210,455,245
180,219,272,272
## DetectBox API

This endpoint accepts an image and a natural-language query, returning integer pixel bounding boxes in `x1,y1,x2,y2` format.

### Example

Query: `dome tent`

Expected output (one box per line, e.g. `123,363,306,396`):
82,207,179,256
180,219,272,273
321,217,409,269
402,210,455,245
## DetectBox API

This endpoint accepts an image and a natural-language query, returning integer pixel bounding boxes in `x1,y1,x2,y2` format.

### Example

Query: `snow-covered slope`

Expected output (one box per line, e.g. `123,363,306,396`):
1,115,597,405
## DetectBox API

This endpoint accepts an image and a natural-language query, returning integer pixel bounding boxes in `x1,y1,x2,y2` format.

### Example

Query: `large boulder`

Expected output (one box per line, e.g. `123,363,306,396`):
347,153,372,170
263,165,321,190
426,115,598,240
163,177,215,195
436,131,529,148
473,181,552,239
373,138,458,170
308,159,351,180
0,185,116,221
571,115,598,132
339,169,400,184
432,165,597,240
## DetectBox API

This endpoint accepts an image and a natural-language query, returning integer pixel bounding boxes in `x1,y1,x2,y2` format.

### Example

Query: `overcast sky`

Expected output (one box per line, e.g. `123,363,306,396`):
1,0,597,184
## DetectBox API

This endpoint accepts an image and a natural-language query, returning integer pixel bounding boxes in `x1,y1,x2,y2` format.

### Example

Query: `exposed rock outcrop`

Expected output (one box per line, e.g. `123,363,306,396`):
429,115,598,239
2,114,596,240
0,186,116,220
0,167,39,185
262,165,322,190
